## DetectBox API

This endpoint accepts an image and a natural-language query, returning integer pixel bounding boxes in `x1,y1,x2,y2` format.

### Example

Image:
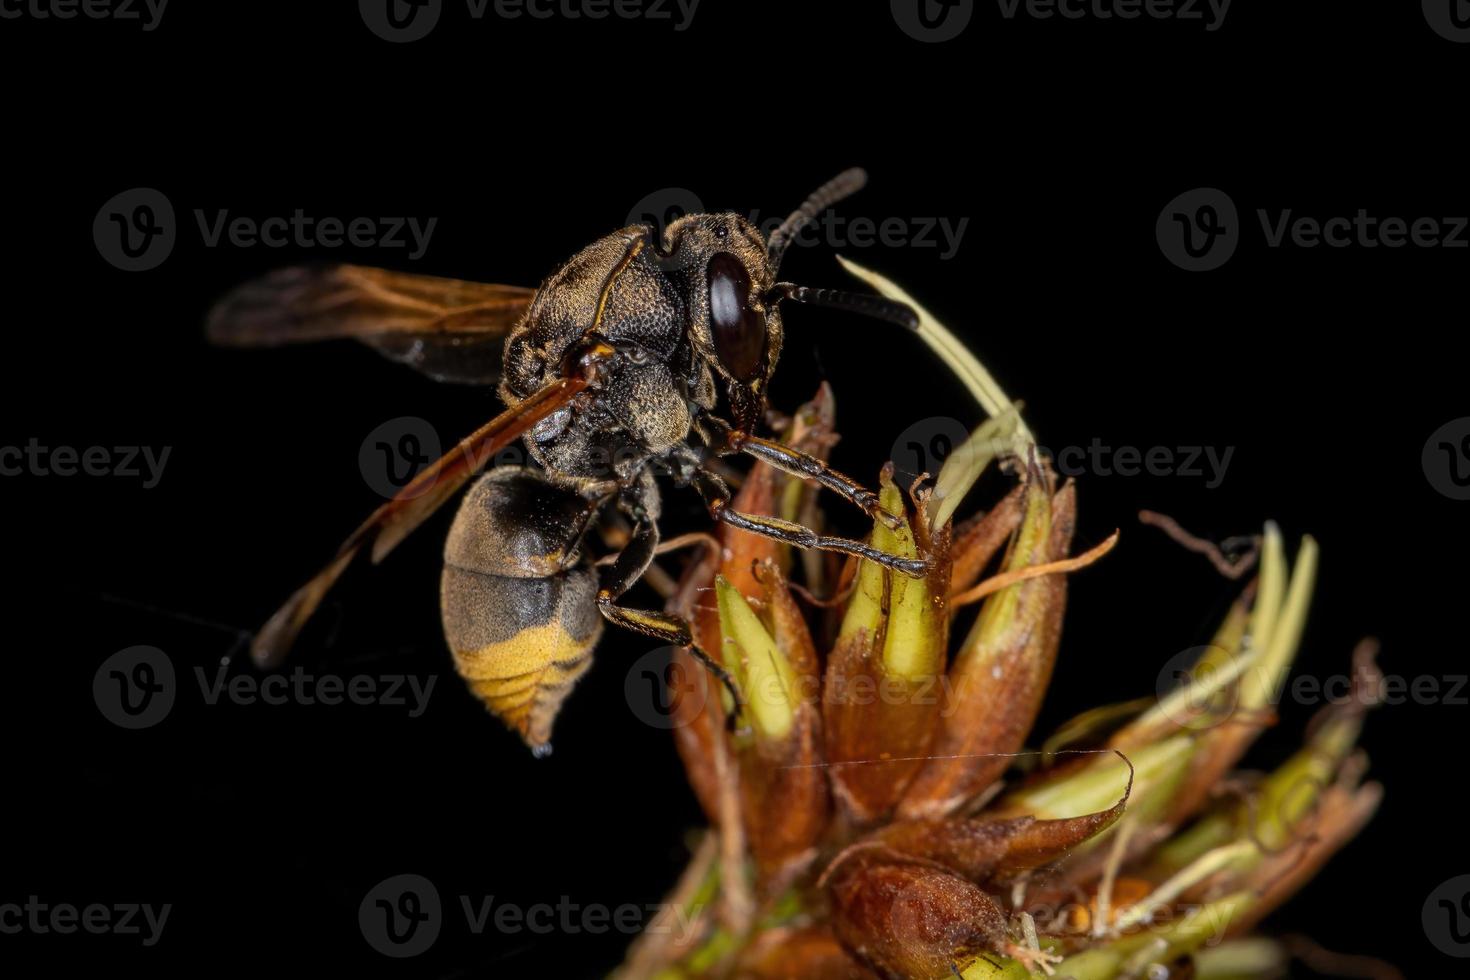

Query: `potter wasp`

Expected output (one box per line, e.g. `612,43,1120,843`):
209,169,925,754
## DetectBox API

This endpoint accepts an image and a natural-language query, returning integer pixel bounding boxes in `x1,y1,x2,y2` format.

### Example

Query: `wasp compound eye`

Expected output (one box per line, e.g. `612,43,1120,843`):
707,251,766,381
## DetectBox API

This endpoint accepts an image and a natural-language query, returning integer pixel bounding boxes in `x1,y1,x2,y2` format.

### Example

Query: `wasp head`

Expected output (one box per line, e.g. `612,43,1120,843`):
655,212,782,435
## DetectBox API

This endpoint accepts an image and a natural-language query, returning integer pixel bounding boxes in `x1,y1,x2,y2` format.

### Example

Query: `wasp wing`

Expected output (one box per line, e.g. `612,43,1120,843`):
250,375,590,667
206,264,535,384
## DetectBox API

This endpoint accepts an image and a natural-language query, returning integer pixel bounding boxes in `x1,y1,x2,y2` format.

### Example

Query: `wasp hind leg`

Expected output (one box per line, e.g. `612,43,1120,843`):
595,515,746,725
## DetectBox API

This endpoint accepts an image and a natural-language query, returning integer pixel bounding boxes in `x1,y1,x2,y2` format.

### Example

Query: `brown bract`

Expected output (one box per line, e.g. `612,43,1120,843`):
898,468,1075,820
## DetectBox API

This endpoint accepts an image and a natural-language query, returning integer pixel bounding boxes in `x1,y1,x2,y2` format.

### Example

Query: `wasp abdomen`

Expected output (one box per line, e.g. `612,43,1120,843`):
440,468,603,754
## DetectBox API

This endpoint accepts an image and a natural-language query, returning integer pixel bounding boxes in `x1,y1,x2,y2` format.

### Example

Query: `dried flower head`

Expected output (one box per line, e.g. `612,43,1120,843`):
614,261,1384,980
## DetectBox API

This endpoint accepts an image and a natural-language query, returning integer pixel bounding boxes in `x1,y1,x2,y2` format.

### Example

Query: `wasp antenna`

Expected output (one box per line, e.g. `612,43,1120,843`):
768,282,919,332
767,168,869,273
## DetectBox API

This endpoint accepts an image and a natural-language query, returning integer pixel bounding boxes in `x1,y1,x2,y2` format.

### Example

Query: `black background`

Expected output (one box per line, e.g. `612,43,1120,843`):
2,1,1464,977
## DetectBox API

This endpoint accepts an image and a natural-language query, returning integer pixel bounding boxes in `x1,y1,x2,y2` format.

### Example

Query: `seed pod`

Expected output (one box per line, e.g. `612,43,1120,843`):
829,861,1011,980
824,465,950,823
668,389,835,824
716,572,829,883
898,467,1074,820
996,736,1196,889
843,767,1129,889
734,927,877,980
667,550,733,826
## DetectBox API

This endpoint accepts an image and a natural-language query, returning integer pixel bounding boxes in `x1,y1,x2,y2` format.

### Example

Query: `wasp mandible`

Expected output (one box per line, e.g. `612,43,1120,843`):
209,169,927,755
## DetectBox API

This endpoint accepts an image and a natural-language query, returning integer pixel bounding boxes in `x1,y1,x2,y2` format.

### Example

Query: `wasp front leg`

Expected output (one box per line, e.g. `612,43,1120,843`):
700,411,903,532
692,470,929,577
595,513,746,721
731,432,906,531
